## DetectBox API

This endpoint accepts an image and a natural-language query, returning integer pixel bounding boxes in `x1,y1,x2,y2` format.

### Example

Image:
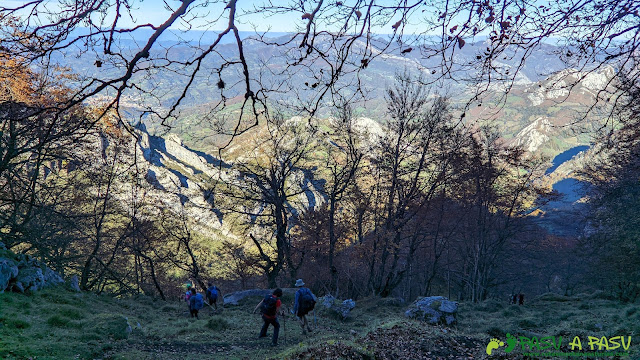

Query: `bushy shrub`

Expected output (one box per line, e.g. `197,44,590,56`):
7,318,30,329
87,314,129,340
477,299,504,312
518,319,538,329
47,315,71,328
206,317,230,331
486,326,505,338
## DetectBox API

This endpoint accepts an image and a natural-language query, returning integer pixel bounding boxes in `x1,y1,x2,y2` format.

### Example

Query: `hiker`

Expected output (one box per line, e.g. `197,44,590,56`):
206,283,222,310
189,288,204,319
293,279,316,335
183,283,193,313
253,288,283,347
518,293,525,305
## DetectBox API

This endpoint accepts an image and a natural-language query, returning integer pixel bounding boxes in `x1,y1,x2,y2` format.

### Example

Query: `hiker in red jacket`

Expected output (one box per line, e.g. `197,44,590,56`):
253,288,283,346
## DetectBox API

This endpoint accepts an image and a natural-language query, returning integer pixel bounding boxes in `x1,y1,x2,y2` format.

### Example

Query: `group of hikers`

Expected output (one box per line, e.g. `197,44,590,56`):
183,278,316,347
183,282,222,319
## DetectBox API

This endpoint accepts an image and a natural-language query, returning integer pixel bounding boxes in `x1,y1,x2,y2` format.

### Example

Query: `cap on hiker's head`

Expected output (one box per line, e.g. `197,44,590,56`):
295,279,305,287
273,288,283,297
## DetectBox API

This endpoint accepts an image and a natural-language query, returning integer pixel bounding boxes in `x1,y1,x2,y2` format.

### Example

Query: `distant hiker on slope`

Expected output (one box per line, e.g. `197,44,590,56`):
253,288,283,346
189,287,204,319
183,283,193,314
293,279,316,334
206,283,222,310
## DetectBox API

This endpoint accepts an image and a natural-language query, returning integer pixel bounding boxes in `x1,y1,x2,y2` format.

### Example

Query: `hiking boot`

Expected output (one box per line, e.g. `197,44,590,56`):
307,327,313,333
258,334,268,339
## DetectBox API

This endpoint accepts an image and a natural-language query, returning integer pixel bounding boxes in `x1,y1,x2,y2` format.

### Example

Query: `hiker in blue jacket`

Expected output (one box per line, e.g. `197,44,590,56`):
188,288,204,319
293,279,316,334
206,283,222,310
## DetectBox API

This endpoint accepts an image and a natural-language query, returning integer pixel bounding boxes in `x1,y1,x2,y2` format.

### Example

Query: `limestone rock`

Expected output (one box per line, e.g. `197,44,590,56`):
405,296,458,325
223,289,274,306
320,295,356,319
14,266,45,293
223,288,297,305
70,275,81,292
44,267,64,286
0,258,19,292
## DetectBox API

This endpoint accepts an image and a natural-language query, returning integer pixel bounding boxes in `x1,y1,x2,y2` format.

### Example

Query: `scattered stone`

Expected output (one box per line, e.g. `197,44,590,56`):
405,296,458,325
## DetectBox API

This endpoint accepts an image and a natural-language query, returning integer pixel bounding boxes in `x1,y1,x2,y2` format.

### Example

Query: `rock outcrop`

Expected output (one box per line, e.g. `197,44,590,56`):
405,296,458,325
70,275,82,292
320,295,356,320
223,289,273,305
0,258,19,292
223,288,297,305
0,251,64,293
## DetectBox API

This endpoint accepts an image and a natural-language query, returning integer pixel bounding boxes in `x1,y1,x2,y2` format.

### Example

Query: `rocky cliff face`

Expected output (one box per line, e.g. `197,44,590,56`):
131,123,326,240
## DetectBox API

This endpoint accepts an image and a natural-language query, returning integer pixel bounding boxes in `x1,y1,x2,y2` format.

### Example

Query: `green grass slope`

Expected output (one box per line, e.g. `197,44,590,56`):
0,288,638,359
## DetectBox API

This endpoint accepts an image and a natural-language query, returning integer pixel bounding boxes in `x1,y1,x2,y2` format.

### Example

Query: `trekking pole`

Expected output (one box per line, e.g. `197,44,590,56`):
313,309,317,330
282,311,287,345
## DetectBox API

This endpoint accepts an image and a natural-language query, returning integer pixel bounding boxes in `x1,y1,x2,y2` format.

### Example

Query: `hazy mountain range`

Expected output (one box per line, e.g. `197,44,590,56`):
55,30,609,237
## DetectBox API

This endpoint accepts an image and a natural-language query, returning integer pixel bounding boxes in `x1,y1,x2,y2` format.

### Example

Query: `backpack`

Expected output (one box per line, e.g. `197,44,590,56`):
207,286,219,300
298,288,316,314
260,295,278,316
192,293,204,310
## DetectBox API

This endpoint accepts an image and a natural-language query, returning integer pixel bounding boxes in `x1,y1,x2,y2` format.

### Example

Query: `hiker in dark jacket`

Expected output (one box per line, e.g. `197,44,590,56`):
293,279,316,334
253,288,283,346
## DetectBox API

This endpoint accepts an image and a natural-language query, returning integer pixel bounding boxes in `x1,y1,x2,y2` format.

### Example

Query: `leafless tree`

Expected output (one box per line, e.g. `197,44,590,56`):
319,103,364,295
218,113,316,287
366,73,464,297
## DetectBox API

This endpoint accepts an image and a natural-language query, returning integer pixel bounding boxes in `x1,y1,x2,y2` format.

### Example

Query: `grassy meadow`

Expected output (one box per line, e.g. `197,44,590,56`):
0,287,638,359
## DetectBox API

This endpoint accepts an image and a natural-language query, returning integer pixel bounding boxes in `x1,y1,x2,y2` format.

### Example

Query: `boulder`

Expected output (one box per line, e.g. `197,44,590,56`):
223,288,297,305
44,267,64,286
14,266,45,293
223,289,273,305
320,294,356,319
70,275,81,292
0,258,19,292
405,296,458,325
